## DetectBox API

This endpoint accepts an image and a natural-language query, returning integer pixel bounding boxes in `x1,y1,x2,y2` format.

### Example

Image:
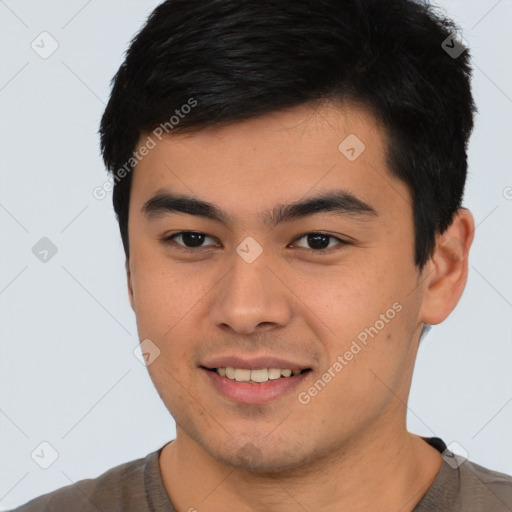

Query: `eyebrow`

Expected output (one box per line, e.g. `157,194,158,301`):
141,188,378,228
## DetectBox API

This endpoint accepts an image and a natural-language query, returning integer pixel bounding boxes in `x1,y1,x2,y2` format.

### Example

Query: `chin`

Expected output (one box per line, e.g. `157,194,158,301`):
203,436,315,474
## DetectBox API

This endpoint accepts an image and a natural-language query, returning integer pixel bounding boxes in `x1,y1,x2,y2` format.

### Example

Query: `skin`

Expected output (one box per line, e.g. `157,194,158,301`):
125,99,475,511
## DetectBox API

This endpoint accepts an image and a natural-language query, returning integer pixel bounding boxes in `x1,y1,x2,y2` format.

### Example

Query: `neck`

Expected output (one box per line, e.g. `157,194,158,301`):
159,420,442,512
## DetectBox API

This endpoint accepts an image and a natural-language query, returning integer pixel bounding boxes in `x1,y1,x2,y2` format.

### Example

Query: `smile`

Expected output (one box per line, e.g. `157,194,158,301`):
201,366,312,405
209,367,309,383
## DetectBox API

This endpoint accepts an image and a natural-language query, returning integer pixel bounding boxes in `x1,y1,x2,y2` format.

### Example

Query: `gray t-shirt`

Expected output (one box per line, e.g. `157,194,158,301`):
8,437,512,511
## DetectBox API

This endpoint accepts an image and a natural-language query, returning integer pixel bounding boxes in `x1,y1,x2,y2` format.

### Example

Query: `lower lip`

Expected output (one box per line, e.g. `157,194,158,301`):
201,368,311,405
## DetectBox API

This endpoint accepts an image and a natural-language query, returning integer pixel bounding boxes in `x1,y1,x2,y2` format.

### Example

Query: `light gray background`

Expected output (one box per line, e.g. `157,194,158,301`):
1,0,511,509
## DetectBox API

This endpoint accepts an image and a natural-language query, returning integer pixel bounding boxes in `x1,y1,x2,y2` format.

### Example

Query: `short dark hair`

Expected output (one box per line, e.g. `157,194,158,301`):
99,0,476,271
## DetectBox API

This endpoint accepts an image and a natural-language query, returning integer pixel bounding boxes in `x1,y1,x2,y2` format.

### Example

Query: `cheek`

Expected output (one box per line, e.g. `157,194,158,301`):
294,262,388,337
130,256,196,338
298,256,412,371
130,257,222,371
322,300,418,425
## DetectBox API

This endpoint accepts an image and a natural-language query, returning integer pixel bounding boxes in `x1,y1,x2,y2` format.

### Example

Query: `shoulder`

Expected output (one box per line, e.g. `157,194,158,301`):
457,458,512,510
8,451,155,512
416,437,512,511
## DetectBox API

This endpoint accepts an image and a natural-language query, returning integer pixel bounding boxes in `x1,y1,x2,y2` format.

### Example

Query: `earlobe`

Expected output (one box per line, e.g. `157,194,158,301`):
419,208,475,325
125,259,135,311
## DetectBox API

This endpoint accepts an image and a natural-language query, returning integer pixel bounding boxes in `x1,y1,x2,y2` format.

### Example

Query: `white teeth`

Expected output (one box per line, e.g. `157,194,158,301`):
215,367,304,383
268,368,282,380
234,369,251,382
250,369,269,383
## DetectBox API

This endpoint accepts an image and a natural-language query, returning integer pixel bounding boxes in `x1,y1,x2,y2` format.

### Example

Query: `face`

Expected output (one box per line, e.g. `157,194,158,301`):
126,100,428,472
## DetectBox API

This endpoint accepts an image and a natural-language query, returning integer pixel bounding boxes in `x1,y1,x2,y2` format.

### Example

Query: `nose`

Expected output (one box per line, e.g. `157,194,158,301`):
208,249,293,336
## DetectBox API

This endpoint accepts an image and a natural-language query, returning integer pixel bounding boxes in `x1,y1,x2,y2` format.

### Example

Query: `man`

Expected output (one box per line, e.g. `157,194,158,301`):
10,0,512,510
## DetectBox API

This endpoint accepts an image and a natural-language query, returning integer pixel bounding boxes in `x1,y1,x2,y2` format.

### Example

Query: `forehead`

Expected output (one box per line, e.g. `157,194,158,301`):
129,100,412,228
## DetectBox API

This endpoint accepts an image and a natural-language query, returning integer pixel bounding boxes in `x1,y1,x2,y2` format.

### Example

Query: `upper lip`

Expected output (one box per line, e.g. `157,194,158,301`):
200,356,312,371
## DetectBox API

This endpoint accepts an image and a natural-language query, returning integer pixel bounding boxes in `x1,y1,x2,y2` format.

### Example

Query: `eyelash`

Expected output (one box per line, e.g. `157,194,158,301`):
160,231,348,254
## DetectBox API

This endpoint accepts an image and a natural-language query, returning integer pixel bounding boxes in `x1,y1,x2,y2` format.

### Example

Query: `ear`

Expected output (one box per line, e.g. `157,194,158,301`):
125,259,135,311
418,208,475,325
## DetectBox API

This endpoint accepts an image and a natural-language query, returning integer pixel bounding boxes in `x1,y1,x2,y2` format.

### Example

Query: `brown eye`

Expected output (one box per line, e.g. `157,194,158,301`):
292,233,347,252
162,231,218,250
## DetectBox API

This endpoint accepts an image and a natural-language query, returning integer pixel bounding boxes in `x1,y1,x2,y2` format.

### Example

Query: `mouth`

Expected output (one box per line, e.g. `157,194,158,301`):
202,366,312,384
200,365,313,405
